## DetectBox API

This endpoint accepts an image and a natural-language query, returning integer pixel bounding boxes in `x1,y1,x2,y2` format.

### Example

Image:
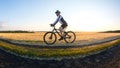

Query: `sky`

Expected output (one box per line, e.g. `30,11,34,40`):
0,0,120,32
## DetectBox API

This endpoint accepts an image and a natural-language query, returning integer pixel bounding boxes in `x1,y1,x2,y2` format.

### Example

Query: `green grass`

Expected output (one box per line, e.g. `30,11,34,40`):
0,39,120,58
10,39,65,45
13,40,44,44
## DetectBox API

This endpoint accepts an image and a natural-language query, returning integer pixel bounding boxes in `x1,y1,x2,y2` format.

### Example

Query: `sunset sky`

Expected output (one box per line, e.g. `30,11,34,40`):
0,0,120,32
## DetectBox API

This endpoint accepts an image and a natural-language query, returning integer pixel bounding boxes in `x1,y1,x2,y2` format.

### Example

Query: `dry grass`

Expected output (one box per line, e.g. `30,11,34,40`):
0,32,44,41
0,32,120,42
75,32,120,41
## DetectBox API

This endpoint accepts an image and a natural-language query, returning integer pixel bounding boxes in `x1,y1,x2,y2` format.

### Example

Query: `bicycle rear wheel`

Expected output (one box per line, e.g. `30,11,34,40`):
43,32,57,45
64,31,76,43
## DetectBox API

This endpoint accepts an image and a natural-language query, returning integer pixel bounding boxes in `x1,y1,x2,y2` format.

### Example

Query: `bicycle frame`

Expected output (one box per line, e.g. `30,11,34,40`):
51,26,62,37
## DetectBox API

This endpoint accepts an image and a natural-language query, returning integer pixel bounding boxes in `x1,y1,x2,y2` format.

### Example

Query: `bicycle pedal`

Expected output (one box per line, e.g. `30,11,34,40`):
59,37,63,41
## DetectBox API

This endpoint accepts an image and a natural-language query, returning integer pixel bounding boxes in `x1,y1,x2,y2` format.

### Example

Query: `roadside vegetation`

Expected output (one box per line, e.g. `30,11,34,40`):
0,30,34,33
101,30,120,33
0,39,120,59
0,32,120,59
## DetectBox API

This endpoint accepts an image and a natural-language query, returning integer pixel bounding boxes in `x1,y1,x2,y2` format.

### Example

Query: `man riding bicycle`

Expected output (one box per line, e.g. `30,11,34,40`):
51,10,68,41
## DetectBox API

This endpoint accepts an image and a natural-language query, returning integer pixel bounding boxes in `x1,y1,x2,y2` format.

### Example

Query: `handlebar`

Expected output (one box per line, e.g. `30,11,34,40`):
50,24,57,30
50,24,55,27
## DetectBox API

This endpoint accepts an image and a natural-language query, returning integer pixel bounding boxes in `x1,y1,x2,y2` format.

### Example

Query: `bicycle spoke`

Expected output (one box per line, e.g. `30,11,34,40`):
64,31,76,43
43,32,57,45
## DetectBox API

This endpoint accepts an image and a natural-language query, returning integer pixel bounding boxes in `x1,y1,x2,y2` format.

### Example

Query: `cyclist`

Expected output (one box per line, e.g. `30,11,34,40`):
51,10,68,41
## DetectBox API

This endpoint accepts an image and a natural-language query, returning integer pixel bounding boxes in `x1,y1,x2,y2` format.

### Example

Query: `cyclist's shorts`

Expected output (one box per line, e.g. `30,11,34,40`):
61,23,68,29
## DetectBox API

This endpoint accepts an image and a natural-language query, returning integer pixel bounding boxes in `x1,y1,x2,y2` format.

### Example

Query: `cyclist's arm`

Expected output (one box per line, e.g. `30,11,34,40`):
53,15,62,25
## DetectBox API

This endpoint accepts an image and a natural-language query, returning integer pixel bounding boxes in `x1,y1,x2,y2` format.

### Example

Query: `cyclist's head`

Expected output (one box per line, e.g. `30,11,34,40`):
55,10,60,16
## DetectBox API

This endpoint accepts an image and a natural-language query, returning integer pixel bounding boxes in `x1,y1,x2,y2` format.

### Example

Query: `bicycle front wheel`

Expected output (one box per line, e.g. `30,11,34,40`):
64,31,76,43
43,32,57,45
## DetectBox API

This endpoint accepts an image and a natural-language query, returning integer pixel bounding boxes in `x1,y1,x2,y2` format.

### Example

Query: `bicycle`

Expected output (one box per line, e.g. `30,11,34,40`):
43,25,76,45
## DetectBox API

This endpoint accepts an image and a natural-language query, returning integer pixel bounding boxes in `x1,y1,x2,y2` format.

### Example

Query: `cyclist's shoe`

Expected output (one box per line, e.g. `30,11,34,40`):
59,37,63,41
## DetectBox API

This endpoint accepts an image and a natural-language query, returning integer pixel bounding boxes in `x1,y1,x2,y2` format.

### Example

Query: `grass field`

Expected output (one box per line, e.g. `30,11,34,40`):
0,32,120,42
0,39,120,59
0,32,120,59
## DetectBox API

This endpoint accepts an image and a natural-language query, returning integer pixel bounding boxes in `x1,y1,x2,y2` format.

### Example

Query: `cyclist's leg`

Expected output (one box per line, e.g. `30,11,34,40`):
59,26,63,35
62,24,67,36
62,27,67,37
59,26,63,40
59,24,67,37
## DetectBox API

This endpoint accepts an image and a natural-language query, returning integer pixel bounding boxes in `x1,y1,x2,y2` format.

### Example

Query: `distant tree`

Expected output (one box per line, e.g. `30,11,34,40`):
0,30,34,33
101,30,120,33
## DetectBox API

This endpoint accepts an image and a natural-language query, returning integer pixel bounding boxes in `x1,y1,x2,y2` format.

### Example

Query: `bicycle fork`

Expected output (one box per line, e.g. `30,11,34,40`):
49,33,53,39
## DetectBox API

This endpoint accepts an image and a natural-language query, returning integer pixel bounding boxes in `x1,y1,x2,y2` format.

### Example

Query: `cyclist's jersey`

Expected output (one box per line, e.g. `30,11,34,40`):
53,15,67,26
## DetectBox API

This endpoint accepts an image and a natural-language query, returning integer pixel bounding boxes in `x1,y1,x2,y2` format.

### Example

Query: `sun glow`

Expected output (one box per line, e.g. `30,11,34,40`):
67,8,117,32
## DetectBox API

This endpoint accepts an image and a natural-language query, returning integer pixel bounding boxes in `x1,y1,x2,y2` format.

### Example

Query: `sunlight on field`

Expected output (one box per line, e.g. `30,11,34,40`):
76,32,120,41
0,32,44,41
0,32,120,42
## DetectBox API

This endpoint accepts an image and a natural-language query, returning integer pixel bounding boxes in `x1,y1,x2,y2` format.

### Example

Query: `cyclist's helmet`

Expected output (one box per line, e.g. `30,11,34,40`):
55,10,61,14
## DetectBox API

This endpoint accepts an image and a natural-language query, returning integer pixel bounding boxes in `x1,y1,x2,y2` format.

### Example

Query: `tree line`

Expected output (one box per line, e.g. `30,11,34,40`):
101,30,120,33
0,30,34,33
